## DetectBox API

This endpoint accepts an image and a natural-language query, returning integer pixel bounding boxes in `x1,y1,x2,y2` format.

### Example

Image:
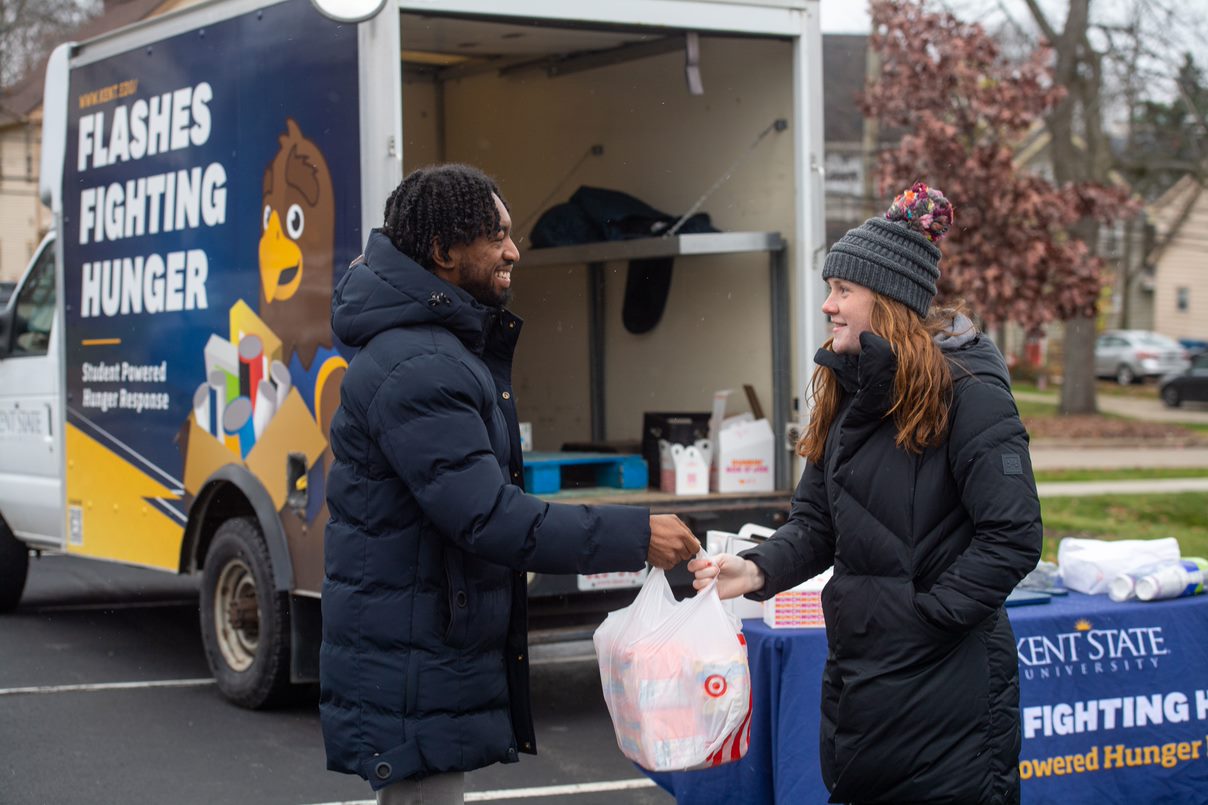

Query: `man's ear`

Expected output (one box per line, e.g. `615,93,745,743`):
431,236,455,270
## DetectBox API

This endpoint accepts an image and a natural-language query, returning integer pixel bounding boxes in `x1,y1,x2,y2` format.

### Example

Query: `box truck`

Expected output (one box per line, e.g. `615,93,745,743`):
0,0,826,707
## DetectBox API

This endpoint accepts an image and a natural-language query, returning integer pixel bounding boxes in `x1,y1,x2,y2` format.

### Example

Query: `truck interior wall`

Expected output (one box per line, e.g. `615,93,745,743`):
401,78,442,171
405,37,795,451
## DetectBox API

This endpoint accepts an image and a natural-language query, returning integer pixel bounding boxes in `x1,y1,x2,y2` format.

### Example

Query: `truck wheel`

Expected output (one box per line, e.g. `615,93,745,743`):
1162,385,1182,408
199,517,291,708
0,520,29,613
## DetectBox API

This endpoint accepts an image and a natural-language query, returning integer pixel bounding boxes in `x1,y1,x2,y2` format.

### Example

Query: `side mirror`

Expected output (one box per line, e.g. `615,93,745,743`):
0,307,12,359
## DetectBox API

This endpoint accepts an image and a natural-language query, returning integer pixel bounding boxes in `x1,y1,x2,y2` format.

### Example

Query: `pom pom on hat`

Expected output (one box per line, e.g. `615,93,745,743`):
885,182,954,243
821,183,950,317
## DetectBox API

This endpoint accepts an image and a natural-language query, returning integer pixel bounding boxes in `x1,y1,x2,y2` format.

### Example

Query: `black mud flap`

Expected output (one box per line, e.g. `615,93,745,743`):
289,593,322,683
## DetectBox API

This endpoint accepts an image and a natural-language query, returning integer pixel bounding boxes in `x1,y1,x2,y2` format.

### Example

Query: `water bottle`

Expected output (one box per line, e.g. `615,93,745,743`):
1134,558,1208,602
1108,561,1174,602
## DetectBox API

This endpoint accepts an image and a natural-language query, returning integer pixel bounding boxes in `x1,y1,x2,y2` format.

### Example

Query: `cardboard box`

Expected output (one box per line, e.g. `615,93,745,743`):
641,412,710,489
763,567,833,629
708,390,775,493
716,417,775,493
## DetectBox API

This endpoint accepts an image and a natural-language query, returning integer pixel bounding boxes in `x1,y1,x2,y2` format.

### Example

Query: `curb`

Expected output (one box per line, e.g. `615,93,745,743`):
1030,438,1208,449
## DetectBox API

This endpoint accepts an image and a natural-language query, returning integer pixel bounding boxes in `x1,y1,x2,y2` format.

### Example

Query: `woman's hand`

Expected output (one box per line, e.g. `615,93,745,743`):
688,553,765,600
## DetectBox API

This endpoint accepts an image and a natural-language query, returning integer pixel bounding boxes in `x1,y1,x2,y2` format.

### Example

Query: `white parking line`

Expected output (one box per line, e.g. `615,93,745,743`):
23,599,198,614
304,777,658,804
464,779,658,801
0,678,214,696
3,680,657,801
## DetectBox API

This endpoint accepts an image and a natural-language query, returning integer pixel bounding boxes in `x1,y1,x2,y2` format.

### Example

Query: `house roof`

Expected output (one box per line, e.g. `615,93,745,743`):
1146,174,1204,265
0,0,168,122
823,34,867,144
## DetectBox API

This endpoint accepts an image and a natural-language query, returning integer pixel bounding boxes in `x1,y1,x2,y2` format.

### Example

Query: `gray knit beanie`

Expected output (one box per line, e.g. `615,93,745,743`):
822,183,954,317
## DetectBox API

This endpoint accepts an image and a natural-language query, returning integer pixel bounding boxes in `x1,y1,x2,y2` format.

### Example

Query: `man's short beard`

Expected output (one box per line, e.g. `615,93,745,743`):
464,278,511,308
462,271,512,308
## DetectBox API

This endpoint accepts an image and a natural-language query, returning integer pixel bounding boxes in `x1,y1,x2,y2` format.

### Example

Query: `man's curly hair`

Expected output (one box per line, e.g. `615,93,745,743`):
382,164,506,272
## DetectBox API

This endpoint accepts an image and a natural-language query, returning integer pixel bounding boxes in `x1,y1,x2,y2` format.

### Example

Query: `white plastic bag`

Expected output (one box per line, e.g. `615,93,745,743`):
1058,537,1181,595
593,554,752,771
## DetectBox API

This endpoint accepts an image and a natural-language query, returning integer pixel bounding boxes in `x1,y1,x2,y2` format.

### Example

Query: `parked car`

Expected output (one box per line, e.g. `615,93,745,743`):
0,282,14,307
1159,353,1208,407
1094,330,1190,385
1179,338,1208,359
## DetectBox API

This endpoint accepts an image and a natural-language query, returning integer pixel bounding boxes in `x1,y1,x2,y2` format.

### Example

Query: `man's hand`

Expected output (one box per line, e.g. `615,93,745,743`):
646,514,700,570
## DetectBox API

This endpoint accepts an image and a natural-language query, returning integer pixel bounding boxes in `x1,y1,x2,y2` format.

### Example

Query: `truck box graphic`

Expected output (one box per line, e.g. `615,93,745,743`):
62,2,359,595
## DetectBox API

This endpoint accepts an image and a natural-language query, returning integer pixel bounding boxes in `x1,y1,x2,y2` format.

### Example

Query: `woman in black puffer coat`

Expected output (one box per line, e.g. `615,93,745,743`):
691,184,1042,804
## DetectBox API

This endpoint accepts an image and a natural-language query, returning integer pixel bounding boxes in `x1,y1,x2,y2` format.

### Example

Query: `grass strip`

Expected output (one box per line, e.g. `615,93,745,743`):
1034,467,1208,483
1040,492,1208,563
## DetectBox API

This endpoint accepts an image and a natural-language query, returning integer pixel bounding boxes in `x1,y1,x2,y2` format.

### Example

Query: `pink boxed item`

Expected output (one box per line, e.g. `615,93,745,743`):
763,567,832,629
672,443,709,496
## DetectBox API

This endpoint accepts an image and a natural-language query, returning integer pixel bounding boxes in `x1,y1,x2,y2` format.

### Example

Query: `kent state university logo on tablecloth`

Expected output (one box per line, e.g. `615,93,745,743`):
1012,602,1208,798
1016,617,1170,682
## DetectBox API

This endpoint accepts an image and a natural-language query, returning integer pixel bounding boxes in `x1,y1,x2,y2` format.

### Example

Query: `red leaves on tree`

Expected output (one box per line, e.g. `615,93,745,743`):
863,0,1134,334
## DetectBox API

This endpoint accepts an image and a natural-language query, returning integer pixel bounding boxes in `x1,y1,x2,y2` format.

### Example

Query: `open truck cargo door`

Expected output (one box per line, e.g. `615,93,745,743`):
389,1,827,609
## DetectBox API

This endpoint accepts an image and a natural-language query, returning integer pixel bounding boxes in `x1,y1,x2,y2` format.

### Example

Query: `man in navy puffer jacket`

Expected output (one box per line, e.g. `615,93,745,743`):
320,164,700,804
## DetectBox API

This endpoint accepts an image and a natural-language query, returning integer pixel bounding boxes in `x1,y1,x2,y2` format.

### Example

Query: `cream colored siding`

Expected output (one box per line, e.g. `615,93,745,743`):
1151,181,1208,342
0,121,45,283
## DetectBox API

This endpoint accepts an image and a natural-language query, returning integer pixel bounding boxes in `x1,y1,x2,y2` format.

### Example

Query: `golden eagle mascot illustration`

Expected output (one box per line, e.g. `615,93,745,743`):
259,118,334,369
258,118,346,591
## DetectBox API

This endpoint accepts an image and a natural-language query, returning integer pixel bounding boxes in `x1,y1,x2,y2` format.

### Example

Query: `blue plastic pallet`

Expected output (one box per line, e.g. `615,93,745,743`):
523,452,648,494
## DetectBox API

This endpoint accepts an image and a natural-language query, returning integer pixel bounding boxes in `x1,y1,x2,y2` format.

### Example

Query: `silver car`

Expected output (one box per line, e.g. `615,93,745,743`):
1094,330,1191,385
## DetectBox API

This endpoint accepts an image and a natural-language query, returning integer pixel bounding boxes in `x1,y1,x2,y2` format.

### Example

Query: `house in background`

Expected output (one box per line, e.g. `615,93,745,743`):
0,79,48,283
1146,175,1208,343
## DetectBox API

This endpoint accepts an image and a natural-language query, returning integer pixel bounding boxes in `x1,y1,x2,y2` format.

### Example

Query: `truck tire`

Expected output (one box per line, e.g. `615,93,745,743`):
0,520,29,613
199,517,291,708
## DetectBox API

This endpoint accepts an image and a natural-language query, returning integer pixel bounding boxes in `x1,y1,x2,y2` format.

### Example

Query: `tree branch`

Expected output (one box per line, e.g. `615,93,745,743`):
1021,0,1059,43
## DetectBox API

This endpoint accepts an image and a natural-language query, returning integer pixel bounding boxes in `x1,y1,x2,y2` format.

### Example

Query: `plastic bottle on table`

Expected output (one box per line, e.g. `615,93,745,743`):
1134,557,1208,602
1108,560,1186,602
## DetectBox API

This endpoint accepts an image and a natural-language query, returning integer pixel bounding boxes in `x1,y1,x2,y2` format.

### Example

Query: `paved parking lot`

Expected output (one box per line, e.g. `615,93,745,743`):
0,554,671,805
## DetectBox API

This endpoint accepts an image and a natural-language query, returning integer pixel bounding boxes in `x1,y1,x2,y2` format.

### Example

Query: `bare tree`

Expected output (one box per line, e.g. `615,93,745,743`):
864,0,1129,347
964,0,1208,411
0,0,99,88
1016,0,1110,414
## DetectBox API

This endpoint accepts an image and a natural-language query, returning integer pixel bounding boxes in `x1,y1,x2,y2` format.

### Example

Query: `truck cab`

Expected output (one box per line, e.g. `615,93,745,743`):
0,233,61,609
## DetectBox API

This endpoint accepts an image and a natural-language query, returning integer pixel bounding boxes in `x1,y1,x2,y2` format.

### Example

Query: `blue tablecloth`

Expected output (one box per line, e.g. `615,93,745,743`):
646,592,1208,804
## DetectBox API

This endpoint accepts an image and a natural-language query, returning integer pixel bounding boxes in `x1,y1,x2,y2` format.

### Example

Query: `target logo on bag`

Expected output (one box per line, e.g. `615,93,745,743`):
704,674,728,698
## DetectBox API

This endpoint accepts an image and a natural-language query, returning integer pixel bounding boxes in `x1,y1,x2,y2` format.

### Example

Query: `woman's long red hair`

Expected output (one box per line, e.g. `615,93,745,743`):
798,296,961,464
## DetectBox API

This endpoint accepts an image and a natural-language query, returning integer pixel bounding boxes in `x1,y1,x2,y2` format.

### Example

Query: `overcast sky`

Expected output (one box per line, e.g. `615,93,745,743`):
816,0,1208,91
821,0,872,32
819,0,1208,37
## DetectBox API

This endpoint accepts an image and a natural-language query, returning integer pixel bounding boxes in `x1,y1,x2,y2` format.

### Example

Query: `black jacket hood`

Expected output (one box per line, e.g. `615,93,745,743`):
331,229,492,350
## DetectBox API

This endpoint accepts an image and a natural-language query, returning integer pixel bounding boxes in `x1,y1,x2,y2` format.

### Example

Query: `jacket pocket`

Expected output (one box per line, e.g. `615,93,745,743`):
824,575,882,658
443,547,469,647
